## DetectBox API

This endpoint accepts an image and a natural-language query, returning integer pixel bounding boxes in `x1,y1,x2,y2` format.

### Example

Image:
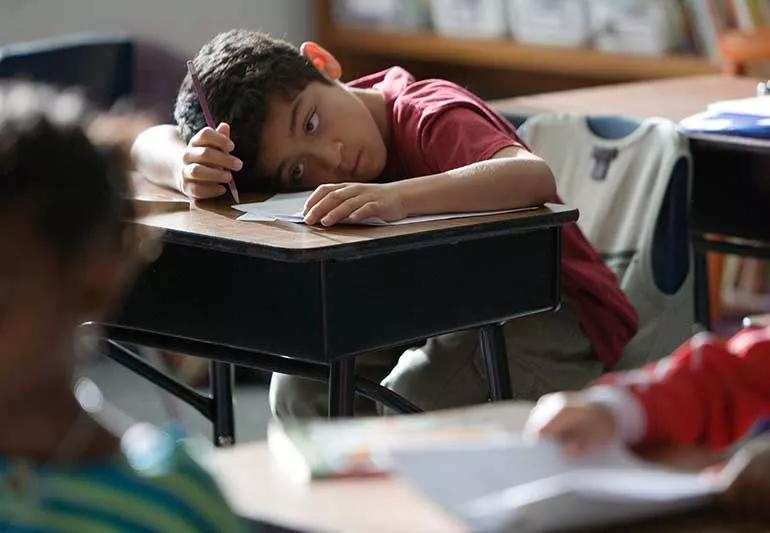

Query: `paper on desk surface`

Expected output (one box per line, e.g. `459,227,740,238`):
233,191,537,225
387,439,731,533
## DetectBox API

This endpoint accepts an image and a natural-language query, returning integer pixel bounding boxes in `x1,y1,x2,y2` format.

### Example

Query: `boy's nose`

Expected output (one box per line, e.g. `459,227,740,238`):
314,141,343,173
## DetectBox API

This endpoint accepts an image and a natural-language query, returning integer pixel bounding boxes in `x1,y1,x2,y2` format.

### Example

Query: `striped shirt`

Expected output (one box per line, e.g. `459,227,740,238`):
0,424,245,532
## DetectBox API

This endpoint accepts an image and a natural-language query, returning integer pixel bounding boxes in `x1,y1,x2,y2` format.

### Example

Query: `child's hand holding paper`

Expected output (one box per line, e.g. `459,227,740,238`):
302,182,408,226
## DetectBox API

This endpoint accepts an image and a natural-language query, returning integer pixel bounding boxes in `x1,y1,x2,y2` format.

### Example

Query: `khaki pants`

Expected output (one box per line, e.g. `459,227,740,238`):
269,299,602,418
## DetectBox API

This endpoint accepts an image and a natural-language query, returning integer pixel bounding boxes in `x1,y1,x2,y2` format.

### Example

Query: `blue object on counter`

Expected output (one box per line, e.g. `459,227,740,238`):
680,111,770,140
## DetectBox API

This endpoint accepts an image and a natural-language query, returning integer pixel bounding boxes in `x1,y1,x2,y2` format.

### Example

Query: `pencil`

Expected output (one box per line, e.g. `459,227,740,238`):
186,60,240,204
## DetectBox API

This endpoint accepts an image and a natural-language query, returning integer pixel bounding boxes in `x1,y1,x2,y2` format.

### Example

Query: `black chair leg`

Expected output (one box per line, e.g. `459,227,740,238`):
211,361,235,446
328,358,355,417
480,324,513,401
693,249,712,331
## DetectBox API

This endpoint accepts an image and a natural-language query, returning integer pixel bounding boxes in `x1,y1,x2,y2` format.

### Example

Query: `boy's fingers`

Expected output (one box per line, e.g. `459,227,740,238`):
183,163,233,184
304,183,348,214
190,127,235,152
184,146,242,171
304,186,357,224
319,196,369,226
536,407,577,438
525,392,572,435
348,202,377,222
216,122,231,138
182,181,226,199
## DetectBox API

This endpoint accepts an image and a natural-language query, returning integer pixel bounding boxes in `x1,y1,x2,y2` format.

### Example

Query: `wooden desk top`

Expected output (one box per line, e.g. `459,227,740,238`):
204,402,765,532
207,441,765,533
490,74,761,122
131,175,578,261
208,442,464,533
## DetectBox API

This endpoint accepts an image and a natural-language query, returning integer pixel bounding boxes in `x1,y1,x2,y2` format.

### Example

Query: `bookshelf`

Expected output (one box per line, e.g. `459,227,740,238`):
316,0,720,98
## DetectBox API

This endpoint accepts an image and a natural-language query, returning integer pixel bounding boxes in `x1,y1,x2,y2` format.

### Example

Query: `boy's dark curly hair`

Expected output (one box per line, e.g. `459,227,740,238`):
0,82,136,262
174,30,329,190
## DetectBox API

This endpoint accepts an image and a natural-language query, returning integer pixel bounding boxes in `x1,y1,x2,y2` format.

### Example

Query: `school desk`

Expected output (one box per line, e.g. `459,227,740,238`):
206,441,765,533
491,74,770,330
94,176,577,444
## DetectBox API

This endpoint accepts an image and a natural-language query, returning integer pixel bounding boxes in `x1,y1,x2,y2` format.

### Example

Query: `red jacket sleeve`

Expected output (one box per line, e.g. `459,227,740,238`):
599,327,770,450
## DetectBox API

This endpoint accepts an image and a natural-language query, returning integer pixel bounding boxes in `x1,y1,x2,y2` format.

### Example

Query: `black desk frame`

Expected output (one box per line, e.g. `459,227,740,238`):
94,210,575,445
688,134,770,330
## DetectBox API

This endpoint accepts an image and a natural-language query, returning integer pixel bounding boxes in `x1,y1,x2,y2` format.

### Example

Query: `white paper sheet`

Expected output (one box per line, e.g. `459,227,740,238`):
387,440,730,533
233,191,538,225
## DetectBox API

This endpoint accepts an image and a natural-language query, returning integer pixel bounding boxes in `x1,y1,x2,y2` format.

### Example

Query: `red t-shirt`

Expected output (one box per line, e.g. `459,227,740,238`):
348,67,638,368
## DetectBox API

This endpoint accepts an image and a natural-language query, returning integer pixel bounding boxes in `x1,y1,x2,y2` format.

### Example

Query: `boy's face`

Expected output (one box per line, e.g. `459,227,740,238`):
0,213,130,387
258,79,388,191
0,215,79,381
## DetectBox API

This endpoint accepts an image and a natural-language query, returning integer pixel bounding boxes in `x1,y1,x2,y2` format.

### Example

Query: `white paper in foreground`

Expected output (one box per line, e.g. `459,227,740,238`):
233,191,537,225
387,439,731,533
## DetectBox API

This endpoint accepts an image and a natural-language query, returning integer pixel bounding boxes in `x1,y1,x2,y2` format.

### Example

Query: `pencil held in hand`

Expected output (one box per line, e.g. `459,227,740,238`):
186,60,240,203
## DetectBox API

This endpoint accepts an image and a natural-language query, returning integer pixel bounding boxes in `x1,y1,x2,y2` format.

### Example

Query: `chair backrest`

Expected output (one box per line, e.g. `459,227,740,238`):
512,113,693,369
0,34,133,109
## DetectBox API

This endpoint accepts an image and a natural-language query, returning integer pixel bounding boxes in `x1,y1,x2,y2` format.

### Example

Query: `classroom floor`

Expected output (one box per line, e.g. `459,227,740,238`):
78,357,272,443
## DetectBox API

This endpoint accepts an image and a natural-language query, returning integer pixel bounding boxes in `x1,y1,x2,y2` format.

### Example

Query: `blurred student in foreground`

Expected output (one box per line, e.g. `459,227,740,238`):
0,83,244,532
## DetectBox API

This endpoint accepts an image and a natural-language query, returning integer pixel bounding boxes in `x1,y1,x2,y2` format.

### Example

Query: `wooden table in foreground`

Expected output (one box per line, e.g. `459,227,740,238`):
208,438,764,532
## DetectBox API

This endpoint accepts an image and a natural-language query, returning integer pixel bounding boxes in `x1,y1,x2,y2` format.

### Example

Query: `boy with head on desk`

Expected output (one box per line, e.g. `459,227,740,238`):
0,83,244,531
526,325,770,518
133,30,638,417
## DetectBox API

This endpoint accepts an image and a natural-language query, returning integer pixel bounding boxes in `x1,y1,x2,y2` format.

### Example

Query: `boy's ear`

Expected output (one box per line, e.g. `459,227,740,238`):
300,42,342,81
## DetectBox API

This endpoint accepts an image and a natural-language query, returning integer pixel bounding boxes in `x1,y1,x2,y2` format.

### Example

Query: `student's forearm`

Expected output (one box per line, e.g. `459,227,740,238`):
609,330,770,450
130,125,186,192
395,149,556,216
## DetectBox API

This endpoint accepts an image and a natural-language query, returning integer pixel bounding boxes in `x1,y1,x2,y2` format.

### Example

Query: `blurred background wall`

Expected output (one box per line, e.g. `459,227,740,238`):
0,0,313,56
0,1,314,119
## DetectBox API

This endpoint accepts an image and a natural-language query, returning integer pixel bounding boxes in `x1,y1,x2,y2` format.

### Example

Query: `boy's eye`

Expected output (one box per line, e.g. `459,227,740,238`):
290,162,305,187
305,111,319,134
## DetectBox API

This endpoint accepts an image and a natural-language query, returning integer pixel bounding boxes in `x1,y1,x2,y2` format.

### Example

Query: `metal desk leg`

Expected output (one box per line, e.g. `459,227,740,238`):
329,358,355,417
480,324,513,401
211,361,235,446
693,249,712,331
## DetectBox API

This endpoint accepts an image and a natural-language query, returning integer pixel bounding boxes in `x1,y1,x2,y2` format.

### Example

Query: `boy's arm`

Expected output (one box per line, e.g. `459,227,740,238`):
303,146,555,226
528,327,770,455
303,105,554,226
131,125,187,191
624,328,770,450
131,123,242,199
397,146,556,216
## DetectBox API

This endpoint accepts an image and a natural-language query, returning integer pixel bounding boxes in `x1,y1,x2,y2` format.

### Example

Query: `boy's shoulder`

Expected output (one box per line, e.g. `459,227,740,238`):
346,65,414,90
351,66,497,130
349,66,480,103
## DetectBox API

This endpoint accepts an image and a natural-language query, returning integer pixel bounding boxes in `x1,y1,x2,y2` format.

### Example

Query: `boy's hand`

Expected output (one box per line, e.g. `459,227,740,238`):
524,392,618,459
303,182,407,226
718,438,770,519
178,123,243,199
